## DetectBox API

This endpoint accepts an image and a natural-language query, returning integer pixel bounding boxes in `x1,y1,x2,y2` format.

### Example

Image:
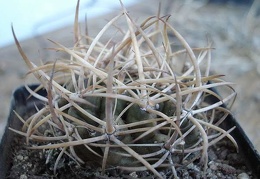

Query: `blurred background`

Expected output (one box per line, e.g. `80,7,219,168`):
0,0,259,152
0,0,138,47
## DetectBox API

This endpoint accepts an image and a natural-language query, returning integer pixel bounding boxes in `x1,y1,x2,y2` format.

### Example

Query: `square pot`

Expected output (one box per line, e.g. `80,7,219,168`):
0,85,259,178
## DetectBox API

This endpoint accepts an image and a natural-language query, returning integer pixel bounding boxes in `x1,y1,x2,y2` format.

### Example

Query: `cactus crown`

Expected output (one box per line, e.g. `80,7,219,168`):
11,1,237,178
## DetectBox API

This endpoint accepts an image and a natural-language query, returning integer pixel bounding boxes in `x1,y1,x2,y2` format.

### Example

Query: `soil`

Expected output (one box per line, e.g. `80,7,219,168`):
0,0,259,152
7,135,253,179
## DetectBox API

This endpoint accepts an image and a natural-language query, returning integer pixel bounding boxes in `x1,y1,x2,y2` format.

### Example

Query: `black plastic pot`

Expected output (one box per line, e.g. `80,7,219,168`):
0,85,259,178
0,85,47,178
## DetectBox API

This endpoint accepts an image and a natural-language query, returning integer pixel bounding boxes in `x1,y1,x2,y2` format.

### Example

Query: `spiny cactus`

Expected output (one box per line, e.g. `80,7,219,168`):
11,1,237,178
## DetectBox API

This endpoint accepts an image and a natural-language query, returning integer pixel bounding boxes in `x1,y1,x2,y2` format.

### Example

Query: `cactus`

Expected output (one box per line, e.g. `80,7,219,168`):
10,1,237,178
